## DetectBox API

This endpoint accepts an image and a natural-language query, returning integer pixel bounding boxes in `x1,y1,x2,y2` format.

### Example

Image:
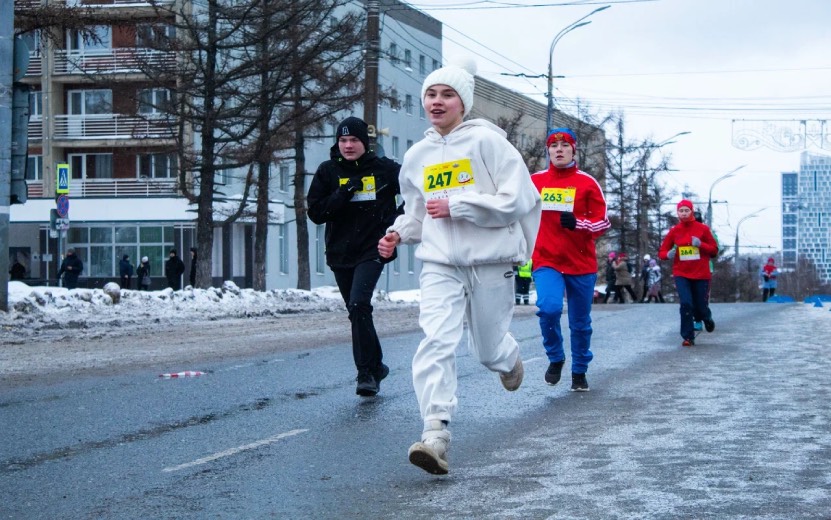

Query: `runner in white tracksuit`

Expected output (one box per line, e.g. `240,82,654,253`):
378,58,541,475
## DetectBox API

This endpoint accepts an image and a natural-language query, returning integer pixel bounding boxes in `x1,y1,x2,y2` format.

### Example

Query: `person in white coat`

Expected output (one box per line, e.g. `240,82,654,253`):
378,57,542,475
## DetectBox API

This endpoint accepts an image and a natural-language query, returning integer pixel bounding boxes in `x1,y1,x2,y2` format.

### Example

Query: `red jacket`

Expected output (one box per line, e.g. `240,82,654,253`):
658,220,718,280
531,163,610,275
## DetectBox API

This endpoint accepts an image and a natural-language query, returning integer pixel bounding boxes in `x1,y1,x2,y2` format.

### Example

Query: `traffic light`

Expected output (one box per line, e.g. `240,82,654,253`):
10,35,31,205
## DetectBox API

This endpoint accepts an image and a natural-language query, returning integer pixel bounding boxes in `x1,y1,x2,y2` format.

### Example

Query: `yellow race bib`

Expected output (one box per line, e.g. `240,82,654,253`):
339,176,376,201
423,159,475,200
541,187,576,212
678,245,700,261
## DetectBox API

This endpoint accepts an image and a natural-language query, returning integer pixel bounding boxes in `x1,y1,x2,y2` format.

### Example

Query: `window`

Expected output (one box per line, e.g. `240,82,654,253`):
29,91,42,117
782,173,797,197
407,245,415,274
26,155,43,181
406,139,414,151
68,25,111,53
404,94,413,115
68,89,112,115
69,153,113,180
390,89,399,111
783,227,796,238
21,30,41,56
279,164,289,192
138,89,172,115
404,49,412,70
278,224,289,274
136,23,175,48
783,214,797,225
65,224,174,278
419,55,426,75
138,153,177,179
432,58,440,71
391,136,399,160
393,254,400,274
419,104,425,120
783,239,796,250
315,224,325,274
388,43,399,65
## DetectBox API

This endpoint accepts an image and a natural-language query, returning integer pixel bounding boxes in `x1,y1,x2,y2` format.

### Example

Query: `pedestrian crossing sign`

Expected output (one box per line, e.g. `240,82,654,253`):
56,163,70,194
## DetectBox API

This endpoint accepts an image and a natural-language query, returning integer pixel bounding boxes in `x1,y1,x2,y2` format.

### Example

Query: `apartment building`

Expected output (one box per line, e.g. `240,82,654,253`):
781,151,831,282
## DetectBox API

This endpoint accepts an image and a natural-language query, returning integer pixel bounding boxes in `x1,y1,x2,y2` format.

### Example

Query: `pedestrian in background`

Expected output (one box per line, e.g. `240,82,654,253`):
645,259,665,303
658,200,718,347
165,249,185,290
57,248,83,289
530,127,610,392
602,252,619,303
514,259,533,305
639,254,651,302
189,247,198,288
760,257,779,301
137,256,152,291
119,254,134,289
613,252,637,303
307,116,403,398
378,58,541,475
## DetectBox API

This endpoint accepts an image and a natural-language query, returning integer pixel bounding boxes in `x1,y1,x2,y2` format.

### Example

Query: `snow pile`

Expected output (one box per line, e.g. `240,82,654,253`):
1,281,419,337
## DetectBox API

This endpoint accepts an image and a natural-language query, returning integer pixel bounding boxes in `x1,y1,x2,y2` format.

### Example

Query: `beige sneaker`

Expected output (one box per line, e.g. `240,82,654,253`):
408,421,451,475
499,354,524,391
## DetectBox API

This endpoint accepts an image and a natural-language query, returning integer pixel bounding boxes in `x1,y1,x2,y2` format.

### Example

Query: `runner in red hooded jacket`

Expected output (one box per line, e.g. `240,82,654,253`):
658,199,719,346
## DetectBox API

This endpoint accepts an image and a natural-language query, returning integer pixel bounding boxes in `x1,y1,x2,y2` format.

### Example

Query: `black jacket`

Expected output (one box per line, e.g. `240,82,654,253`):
165,255,185,286
306,146,403,269
58,254,84,287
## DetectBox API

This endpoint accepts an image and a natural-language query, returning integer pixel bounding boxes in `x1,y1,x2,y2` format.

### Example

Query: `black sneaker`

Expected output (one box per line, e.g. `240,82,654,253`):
544,361,565,386
704,319,715,333
570,372,589,392
356,372,378,397
372,363,389,391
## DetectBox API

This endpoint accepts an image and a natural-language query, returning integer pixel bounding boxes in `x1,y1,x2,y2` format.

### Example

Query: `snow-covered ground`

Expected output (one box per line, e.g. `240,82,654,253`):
1,281,420,337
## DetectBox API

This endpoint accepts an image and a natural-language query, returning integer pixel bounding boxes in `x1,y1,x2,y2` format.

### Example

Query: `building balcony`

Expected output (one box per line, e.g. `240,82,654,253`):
25,52,42,77
26,179,179,198
29,118,43,141
53,48,176,76
53,114,175,141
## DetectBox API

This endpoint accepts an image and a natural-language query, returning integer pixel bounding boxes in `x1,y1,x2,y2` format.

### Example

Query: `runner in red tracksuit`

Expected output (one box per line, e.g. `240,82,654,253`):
531,128,610,392
658,199,719,347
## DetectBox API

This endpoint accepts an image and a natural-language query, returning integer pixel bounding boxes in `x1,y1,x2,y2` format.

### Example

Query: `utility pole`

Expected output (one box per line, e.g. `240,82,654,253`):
1,4,14,311
363,0,379,150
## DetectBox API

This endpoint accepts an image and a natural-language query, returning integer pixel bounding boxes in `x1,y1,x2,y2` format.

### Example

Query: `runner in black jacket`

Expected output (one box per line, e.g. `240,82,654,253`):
307,116,403,397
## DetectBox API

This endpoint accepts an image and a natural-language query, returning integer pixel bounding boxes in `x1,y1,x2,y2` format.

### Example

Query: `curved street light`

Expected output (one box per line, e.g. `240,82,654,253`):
734,207,766,271
546,5,611,131
707,164,746,228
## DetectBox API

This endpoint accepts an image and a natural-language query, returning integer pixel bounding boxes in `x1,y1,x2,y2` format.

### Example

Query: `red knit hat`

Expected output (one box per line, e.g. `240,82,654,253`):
546,128,577,151
677,199,694,211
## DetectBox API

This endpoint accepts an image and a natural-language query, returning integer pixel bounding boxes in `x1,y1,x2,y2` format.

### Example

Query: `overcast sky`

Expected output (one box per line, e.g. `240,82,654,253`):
407,0,831,257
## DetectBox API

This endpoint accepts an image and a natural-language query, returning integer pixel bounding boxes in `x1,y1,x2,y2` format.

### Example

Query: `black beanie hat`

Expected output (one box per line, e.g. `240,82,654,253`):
336,117,370,150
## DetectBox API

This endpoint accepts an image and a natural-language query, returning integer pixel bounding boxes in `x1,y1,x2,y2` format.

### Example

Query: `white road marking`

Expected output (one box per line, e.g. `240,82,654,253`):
523,356,546,364
162,429,309,473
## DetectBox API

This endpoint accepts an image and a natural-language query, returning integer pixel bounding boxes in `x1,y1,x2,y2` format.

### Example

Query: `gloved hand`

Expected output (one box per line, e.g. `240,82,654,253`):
340,176,363,195
667,248,676,260
560,211,577,230
691,236,701,247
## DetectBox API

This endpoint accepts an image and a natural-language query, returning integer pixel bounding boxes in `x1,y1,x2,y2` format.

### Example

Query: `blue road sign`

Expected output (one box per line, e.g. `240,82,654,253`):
56,195,70,218
56,163,70,194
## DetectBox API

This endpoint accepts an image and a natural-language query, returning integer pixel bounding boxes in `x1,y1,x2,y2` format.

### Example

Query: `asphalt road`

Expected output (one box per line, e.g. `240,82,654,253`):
1,302,829,519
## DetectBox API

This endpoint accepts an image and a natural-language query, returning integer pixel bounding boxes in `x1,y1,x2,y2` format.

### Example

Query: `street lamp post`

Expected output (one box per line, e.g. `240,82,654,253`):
546,5,610,132
706,164,746,228
734,207,766,272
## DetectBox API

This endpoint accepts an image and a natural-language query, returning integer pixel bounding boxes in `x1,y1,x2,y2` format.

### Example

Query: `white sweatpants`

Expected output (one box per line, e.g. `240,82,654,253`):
412,261,519,424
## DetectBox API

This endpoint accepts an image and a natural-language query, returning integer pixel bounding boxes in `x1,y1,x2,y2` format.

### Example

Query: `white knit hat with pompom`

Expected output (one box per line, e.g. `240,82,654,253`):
421,56,477,116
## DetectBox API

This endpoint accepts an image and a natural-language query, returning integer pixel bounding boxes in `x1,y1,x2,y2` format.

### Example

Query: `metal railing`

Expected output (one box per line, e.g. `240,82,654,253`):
26,53,42,76
25,179,179,198
29,118,43,141
53,114,175,140
54,48,176,75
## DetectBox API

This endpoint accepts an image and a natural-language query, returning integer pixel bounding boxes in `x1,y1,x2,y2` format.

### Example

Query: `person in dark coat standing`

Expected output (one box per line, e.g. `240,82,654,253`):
189,247,198,288
9,260,26,280
119,254,134,289
165,249,185,290
58,248,83,289
307,116,403,398
137,256,152,290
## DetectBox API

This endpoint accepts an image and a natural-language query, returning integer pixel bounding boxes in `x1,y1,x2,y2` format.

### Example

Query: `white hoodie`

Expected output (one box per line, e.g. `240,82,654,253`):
390,119,542,267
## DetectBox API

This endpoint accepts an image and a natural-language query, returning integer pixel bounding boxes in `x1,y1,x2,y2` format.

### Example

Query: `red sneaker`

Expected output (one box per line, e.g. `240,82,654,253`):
682,339,694,347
